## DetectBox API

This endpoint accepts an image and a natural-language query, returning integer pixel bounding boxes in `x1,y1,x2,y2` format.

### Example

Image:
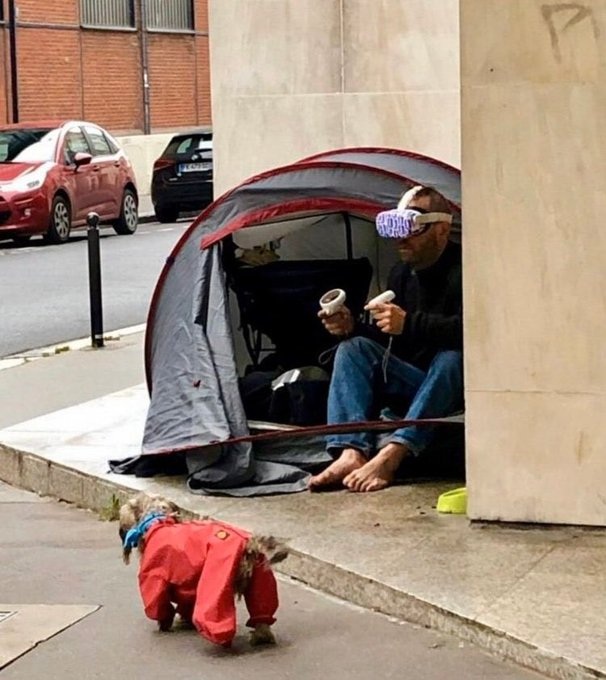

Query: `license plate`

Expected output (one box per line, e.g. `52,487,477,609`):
179,162,212,173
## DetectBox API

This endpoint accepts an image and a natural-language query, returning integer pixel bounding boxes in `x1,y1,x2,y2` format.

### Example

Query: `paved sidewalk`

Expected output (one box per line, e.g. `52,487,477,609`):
0,331,145,430
0,337,605,680
0,482,540,679
138,193,155,222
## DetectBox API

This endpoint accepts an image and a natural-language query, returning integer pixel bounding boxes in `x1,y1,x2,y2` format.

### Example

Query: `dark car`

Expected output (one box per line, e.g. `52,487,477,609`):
151,130,213,223
0,120,138,244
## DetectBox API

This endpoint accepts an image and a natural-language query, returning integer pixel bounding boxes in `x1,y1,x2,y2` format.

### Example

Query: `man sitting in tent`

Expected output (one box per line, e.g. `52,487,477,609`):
309,185,463,493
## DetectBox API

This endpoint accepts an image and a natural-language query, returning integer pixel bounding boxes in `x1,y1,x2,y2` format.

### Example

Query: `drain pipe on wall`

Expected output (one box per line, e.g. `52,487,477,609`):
139,0,151,134
8,0,19,123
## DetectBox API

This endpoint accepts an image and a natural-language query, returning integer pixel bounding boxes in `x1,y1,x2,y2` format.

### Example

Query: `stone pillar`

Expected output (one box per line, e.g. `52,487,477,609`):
462,0,606,525
209,0,460,194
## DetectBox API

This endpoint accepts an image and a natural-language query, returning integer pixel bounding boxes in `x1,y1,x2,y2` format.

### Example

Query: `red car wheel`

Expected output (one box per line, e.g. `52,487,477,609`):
113,188,138,235
45,195,71,244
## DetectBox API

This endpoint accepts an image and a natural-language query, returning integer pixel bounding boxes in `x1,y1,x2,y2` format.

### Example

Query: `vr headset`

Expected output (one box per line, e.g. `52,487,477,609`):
375,186,453,240
376,207,453,240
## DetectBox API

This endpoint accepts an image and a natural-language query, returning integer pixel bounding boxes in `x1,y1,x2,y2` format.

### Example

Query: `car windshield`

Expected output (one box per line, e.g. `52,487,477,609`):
167,134,212,157
0,128,58,163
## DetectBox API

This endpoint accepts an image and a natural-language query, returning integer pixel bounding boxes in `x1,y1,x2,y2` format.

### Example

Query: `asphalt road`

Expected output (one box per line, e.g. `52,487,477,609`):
1,482,543,680
0,220,191,357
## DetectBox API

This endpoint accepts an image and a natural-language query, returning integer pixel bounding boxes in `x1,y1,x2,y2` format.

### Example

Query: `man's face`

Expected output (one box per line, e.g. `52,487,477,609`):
394,196,449,269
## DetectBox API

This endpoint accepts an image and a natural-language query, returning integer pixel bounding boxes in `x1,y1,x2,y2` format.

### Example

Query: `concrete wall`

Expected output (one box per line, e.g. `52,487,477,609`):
209,0,460,196
115,133,173,208
462,0,606,526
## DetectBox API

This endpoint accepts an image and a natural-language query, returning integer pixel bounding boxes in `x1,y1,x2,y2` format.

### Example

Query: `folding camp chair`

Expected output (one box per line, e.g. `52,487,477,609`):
229,257,373,371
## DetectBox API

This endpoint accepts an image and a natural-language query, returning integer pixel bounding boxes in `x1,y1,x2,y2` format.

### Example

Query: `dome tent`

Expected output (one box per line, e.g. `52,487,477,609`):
110,148,462,496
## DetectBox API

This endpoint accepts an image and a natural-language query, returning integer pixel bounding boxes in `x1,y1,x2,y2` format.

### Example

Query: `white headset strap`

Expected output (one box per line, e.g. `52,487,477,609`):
414,212,453,225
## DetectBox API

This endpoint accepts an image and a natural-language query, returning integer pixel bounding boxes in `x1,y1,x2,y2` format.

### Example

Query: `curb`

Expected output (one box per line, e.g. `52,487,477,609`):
137,210,198,225
0,324,145,371
138,212,157,225
0,444,601,680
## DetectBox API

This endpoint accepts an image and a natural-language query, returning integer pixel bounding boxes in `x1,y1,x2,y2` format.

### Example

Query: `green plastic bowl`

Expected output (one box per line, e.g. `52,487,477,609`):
437,487,467,515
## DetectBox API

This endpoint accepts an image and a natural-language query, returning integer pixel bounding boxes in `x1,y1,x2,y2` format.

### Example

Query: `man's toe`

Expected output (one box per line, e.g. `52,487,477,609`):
369,477,388,492
308,474,329,490
350,476,365,492
343,477,357,491
362,478,377,492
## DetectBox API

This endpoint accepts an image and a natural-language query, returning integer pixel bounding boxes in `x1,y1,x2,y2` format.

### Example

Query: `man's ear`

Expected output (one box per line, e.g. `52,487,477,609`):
436,221,451,239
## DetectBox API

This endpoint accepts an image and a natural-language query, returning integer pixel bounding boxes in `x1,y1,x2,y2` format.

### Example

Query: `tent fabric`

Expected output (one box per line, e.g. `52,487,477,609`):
109,148,463,496
299,148,461,209
299,149,462,243
199,162,420,248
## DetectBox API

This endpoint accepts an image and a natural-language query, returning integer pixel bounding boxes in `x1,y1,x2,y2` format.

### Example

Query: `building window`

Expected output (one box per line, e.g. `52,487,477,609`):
147,0,194,32
81,0,135,29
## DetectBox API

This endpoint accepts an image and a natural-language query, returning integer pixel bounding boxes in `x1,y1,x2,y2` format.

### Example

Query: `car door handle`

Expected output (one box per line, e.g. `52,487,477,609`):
92,165,100,172
113,161,120,167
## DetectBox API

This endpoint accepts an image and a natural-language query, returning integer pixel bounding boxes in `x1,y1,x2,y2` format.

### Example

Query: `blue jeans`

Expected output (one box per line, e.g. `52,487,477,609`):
326,337,463,458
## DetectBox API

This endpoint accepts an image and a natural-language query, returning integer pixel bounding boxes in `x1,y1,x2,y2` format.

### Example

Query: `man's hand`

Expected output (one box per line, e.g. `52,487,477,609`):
365,302,406,335
318,306,354,336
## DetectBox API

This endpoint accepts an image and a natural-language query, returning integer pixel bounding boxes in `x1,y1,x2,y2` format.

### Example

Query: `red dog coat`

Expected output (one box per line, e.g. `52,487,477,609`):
137,518,279,646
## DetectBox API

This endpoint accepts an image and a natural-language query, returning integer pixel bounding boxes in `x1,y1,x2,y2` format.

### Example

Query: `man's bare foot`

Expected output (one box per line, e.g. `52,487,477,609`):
308,448,367,491
343,442,409,492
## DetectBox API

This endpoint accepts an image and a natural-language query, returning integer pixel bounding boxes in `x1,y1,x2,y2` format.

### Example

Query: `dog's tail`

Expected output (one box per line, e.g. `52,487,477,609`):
235,535,289,596
247,535,289,565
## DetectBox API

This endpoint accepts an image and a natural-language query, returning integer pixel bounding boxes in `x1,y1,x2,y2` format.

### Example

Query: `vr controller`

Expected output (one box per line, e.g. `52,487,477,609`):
319,288,346,316
365,290,395,309
366,290,396,321
319,288,396,317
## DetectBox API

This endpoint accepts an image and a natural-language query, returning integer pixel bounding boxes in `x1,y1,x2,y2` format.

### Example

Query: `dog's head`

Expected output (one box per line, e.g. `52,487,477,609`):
119,493,180,564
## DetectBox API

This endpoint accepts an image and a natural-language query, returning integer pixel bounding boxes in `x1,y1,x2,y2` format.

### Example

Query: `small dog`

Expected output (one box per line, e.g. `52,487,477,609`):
119,493,288,648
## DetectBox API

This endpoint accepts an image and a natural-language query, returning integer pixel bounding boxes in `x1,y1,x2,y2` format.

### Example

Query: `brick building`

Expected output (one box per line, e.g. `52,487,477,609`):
0,0,211,134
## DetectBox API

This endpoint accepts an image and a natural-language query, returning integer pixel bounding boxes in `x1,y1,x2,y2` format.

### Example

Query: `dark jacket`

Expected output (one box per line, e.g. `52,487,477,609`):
358,241,462,369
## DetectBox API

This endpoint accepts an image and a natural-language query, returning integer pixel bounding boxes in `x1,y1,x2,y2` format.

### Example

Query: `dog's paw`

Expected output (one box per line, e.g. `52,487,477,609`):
249,624,276,646
175,615,195,630
158,618,174,632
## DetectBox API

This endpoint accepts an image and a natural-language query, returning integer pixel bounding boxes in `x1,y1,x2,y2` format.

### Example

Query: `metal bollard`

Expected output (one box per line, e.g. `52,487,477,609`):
86,212,104,348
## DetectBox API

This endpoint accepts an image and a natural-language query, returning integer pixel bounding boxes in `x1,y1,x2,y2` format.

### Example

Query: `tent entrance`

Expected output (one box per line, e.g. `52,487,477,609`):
228,256,373,372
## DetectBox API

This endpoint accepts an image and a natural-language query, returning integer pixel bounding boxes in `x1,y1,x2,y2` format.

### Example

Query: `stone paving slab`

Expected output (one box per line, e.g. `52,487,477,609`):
0,604,98,669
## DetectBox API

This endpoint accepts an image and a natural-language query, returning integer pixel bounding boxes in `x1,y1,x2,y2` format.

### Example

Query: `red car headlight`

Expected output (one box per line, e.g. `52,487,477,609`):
0,169,47,194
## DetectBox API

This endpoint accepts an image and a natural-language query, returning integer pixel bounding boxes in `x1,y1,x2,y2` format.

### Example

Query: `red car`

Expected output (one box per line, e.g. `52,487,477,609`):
0,120,139,244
